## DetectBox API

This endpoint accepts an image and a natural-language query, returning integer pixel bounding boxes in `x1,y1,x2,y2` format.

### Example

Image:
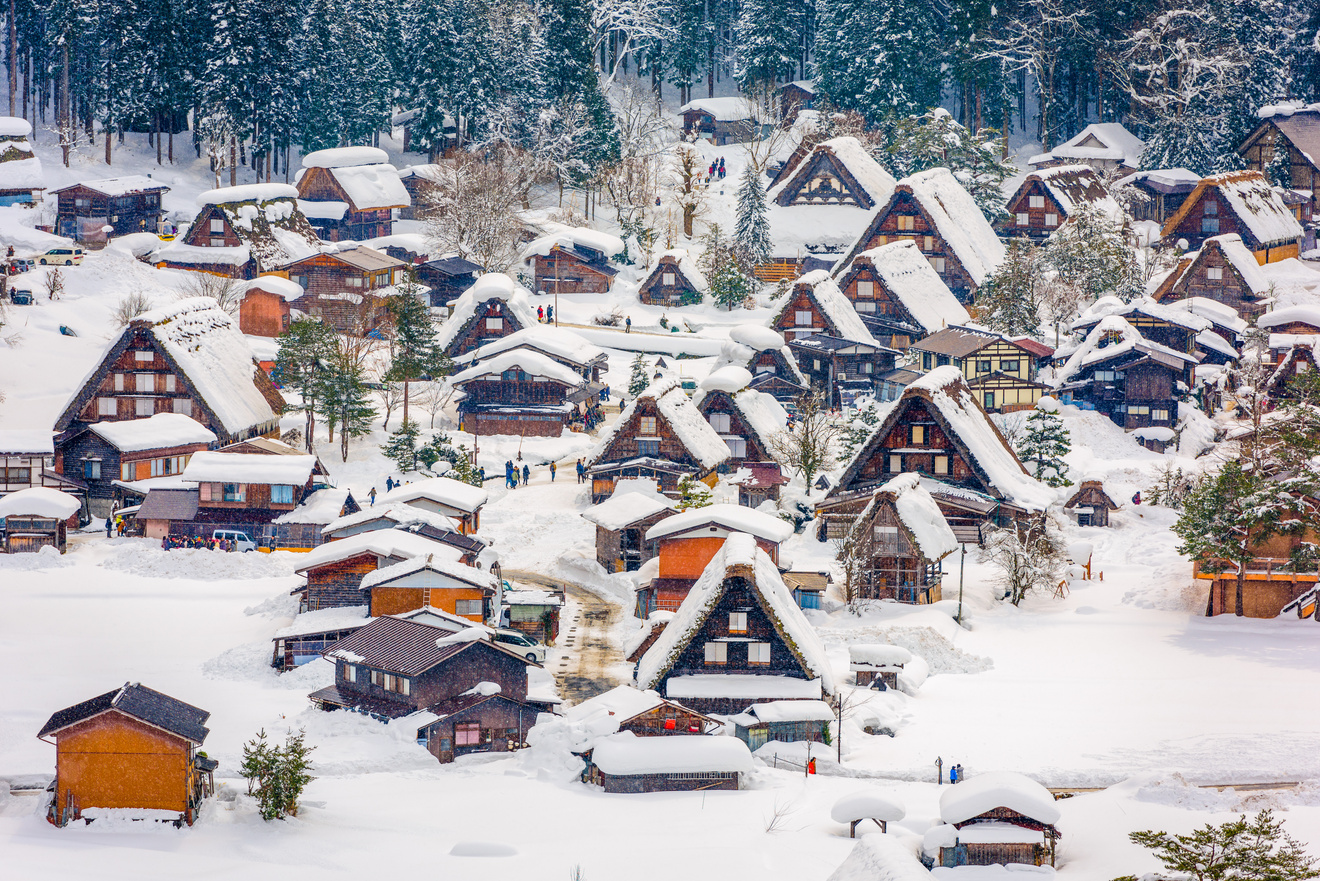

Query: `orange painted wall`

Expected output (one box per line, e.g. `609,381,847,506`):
369,585,486,620
657,535,779,579
55,712,193,814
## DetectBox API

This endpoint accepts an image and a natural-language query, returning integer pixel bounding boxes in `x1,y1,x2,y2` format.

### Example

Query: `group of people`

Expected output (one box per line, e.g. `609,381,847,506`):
575,458,587,484
707,157,727,180
161,534,238,551
505,460,531,488
536,305,555,323
948,763,966,784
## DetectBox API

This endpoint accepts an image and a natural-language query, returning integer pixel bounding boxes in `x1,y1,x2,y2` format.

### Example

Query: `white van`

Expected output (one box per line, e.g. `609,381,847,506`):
212,529,257,552
37,247,84,265
494,629,547,663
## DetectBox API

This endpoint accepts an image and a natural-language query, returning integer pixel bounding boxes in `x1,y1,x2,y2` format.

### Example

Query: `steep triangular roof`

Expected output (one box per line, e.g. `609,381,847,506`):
768,137,897,210
1240,109,1320,176
54,298,281,441
832,366,1052,511
587,375,730,472
694,384,787,462
639,250,709,295
636,533,835,694
840,240,971,334
1161,170,1302,248
434,272,538,358
850,473,958,562
1150,234,1273,303
1023,164,1126,224
157,184,322,273
773,269,879,345
1029,123,1144,168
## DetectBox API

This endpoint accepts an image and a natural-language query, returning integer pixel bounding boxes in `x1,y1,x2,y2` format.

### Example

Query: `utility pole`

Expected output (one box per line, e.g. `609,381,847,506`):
553,244,560,327
957,542,967,625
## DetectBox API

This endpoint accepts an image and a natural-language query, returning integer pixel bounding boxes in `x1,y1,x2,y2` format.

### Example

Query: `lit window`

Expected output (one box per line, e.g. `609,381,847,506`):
1153,409,1169,422
889,453,902,472
935,455,949,475
708,413,731,433
862,362,873,374
748,642,771,665
897,215,915,231
98,398,117,416
729,612,747,633
912,425,925,444
855,281,873,299
639,416,657,436
704,642,728,665
813,359,821,371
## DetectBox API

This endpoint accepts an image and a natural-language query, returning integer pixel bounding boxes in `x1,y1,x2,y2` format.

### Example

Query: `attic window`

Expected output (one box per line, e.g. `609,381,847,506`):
729,611,747,633
134,350,153,362
855,281,873,299
1044,214,1058,227
897,215,915,231
872,525,899,552
663,272,675,286
1207,266,1223,281
1203,200,1218,215
210,218,225,233
709,413,731,433
1029,195,1045,209
639,416,657,436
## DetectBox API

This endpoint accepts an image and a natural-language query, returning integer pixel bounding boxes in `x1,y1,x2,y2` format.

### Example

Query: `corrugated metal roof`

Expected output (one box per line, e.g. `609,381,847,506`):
322,616,534,676
137,488,199,521
38,683,210,743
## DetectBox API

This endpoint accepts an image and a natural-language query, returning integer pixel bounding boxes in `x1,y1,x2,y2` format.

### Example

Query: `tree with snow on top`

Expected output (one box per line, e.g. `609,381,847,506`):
1015,401,1072,487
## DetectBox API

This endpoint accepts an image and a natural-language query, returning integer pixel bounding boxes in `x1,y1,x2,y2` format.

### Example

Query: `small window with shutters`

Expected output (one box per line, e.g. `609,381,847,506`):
1016,212,1028,226
704,642,727,665
486,317,503,331
709,413,731,433
114,373,125,392
135,398,154,416
897,215,915,231
98,398,117,416
1045,213,1058,227
134,350,154,362
748,642,770,665
795,310,813,325
872,525,900,553
911,425,925,444
164,374,176,392
855,281,873,299
136,373,154,393
1029,194,1045,209
935,455,949,475
662,272,675,286
855,300,875,313
173,398,192,416
929,256,946,273
889,453,902,472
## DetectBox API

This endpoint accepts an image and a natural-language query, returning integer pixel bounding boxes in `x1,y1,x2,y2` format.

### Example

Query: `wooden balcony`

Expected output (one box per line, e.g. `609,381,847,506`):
1193,559,1320,583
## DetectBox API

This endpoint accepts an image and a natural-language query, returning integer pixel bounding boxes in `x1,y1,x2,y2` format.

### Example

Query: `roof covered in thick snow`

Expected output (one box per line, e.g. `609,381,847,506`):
853,473,958,561
52,175,168,197
520,222,625,264
644,503,793,544
768,136,897,210
778,270,879,345
1162,171,1303,247
295,528,458,574
580,480,676,531
181,451,315,485
678,97,764,122
1259,305,1320,331
359,551,495,592
311,157,410,211
1029,123,1144,167
637,533,836,694
378,476,488,514
825,819,932,881
0,429,54,455
588,375,731,472
322,502,460,536
435,273,539,353
459,325,605,369
1030,164,1125,223
850,239,971,333
1056,315,1200,384
562,685,674,733
890,167,1006,285
939,770,1061,825
88,413,216,452
730,324,786,352
449,349,586,388
0,487,81,520
589,731,754,775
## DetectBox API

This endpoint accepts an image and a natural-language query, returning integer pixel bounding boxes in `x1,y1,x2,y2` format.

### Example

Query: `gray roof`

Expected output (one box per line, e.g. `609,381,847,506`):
137,488,199,521
323,616,534,676
38,683,210,744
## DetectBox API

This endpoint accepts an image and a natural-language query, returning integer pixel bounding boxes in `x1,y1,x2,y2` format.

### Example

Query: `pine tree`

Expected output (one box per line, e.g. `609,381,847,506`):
1127,809,1320,881
385,278,450,426
733,0,808,100
1015,405,1072,487
976,240,1043,337
1044,204,1143,303
320,354,376,463
274,319,337,453
628,354,650,397
734,165,773,268
274,729,315,819
872,110,1015,222
700,223,754,311
381,419,423,472
677,475,713,510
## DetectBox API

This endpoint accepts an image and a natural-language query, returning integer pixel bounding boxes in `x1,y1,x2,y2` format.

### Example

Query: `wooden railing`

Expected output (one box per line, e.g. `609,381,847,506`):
1193,559,1320,582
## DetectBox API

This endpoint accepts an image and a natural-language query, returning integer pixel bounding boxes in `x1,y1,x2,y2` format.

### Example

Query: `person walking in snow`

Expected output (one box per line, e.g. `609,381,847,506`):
537,305,544,322
547,305,554,323
950,765,958,784
521,464,530,486
576,458,585,484
105,516,113,538
386,476,395,492
601,384,609,401
549,461,557,482
368,487,377,506
625,316,632,333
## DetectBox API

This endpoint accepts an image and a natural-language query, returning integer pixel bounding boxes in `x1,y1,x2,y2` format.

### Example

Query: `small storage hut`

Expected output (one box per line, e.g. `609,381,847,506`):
584,731,754,793
0,487,82,553
1063,480,1119,527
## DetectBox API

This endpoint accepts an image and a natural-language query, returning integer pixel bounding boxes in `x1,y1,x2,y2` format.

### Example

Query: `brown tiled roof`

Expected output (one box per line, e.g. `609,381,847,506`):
137,488,199,521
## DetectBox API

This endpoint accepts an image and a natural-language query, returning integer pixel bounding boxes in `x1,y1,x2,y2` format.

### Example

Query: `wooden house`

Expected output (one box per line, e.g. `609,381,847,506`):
0,429,63,498
836,240,971,349
321,503,485,564
500,587,564,643
293,528,459,610
1115,168,1200,225
52,299,283,507
397,164,443,219
1063,480,1119,527
772,269,882,344
1068,297,1211,362
777,80,816,125
0,117,44,206
910,326,1050,413
1002,165,1126,242
416,255,483,306
731,699,835,749
270,605,370,671
53,176,169,243
1027,122,1144,176
678,98,763,145
521,226,623,295
638,250,706,306
1054,315,1199,431
815,367,1052,538
935,771,1061,868
769,137,895,211
53,413,215,514
309,615,552,763
266,487,359,551
281,245,409,336
731,461,788,508
450,349,595,437
154,184,321,279
833,167,1006,302
637,505,794,617
359,551,495,620
295,146,410,241
584,732,753,793
434,272,539,360
564,685,714,737
1160,170,1303,260
848,644,912,689
635,532,837,715
1258,306,1320,382
237,275,303,337
1150,234,1274,320
789,334,899,409
1239,107,1320,218
585,375,729,503
847,473,958,604
0,487,81,553
581,479,677,573
38,683,214,826
455,325,607,385
375,477,487,535
695,372,787,467
736,331,810,403
781,570,829,610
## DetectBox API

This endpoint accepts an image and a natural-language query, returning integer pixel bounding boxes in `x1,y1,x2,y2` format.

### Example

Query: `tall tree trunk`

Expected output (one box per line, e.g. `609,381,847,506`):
402,379,410,426
229,137,237,186
60,44,70,166
1235,563,1245,616
168,125,174,164
7,0,15,117
105,123,111,165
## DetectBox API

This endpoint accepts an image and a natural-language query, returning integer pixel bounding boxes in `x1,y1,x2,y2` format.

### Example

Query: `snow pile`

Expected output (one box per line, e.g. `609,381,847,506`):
100,541,300,580
1258,304,1320,331
460,681,502,696
700,365,753,393
196,183,299,207
0,487,81,520
938,770,1061,825
825,833,930,881
243,274,305,302
0,543,69,570
378,476,488,514
0,116,32,138
327,163,410,211
435,627,489,647
824,626,992,676
853,240,971,333
89,413,216,452
302,146,391,168
849,644,913,669
730,324,785,352
0,429,54,455
620,610,673,659
830,791,906,824
449,842,517,857
644,503,793,544
182,451,316,486
562,685,668,735
589,731,754,775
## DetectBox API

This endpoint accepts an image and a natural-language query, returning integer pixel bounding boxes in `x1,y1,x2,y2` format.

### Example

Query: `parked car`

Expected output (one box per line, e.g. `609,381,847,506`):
211,529,257,552
494,628,546,663
6,257,33,275
37,247,84,265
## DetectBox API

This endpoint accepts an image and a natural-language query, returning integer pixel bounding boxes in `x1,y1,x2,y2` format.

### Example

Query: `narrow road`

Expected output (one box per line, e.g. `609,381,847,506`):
502,569,623,705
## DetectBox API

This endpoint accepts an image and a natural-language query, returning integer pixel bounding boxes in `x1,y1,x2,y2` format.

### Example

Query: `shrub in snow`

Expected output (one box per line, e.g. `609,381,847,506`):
239,728,315,821
1123,809,1319,881
981,523,1066,606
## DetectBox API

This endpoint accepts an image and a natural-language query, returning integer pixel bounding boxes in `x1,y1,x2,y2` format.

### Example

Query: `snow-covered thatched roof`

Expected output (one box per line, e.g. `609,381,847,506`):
89,413,216,452
156,184,321,273
1056,315,1200,385
636,533,835,695
643,249,709,292
457,325,605,370
847,239,971,334
776,270,879,345
1162,171,1303,248
434,272,538,354
1030,164,1126,224
767,136,897,210
449,349,586,388
299,146,410,211
679,97,764,122
587,375,731,472
939,770,1060,826
1029,122,1144,168
851,473,958,562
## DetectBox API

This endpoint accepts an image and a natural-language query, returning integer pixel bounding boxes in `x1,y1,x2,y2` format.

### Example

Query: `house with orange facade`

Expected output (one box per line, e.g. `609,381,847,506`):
238,276,304,337
359,551,496,621
39,683,215,826
293,527,450,610
635,504,793,617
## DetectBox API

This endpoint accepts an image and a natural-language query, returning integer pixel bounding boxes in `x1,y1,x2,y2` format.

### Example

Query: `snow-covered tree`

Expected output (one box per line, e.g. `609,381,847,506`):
700,223,754,310
274,319,338,453
422,151,531,271
381,419,424,472
733,165,772,268
384,280,450,426
1015,403,1072,487
982,523,1065,605
320,345,377,463
975,240,1045,337
1127,809,1320,881
1043,204,1142,303
665,143,707,239
628,354,650,397
733,0,808,99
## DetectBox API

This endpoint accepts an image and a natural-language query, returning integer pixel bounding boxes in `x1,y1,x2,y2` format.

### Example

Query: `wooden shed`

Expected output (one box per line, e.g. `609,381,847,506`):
238,275,303,337
849,644,912,689
935,771,1061,867
52,176,169,242
584,732,753,793
521,227,624,296
38,683,214,826
678,98,763,145
1063,480,1119,527
847,474,958,604
0,116,44,206
730,699,834,750
638,251,706,306
0,487,81,553
581,479,676,573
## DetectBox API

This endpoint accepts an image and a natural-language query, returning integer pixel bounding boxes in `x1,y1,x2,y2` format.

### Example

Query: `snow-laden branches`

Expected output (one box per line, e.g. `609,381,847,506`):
591,0,677,84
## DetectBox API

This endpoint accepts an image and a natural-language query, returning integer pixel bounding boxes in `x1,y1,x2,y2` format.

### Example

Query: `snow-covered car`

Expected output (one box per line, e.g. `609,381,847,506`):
494,628,546,663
